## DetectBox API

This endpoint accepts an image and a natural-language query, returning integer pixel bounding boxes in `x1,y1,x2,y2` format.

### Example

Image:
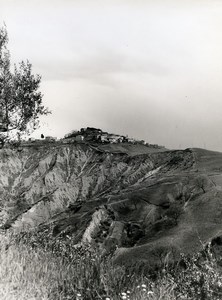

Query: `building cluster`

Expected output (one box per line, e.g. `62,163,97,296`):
21,127,163,149
64,127,125,144
63,127,150,146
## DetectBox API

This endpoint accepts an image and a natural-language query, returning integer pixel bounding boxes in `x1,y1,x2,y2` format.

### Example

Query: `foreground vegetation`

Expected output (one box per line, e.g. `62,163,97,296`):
0,229,222,300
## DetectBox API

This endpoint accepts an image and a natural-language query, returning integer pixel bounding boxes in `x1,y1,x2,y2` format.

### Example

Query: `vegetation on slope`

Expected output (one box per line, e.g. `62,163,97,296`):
1,230,222,300
1,145,222,269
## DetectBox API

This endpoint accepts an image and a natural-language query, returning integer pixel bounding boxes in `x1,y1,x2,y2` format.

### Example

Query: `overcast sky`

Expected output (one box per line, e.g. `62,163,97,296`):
1,0,222,150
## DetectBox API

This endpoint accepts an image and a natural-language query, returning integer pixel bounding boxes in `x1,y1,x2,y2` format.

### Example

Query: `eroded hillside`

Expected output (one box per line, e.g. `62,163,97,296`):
1,142,222,266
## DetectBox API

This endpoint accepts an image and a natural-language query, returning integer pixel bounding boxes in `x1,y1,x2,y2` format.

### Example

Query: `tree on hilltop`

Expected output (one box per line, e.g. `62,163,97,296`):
0,25,50,145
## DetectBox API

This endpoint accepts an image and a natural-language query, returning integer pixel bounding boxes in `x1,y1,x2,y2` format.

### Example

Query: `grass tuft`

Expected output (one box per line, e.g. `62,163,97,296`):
0,230,222,299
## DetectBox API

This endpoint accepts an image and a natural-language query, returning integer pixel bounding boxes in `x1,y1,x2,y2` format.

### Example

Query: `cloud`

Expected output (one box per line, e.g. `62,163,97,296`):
2,0,222,151
34,48,170,87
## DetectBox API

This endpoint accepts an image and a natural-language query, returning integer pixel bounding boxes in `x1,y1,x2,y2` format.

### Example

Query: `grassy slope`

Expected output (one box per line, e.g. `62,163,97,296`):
1,232,222,300
96,143,167,156
2,145,222,270
114,148,222,266
1,147,222,298
0,233,175,300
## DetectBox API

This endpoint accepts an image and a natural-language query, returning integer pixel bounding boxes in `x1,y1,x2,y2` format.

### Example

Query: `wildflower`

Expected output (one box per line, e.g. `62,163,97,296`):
105,298,111,300
141,284,147,288
121,296,127,300
121,292,127,296
76,293,82,297
126,290,130,294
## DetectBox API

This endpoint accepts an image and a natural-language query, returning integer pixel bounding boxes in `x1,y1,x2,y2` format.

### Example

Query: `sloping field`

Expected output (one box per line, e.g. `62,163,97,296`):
113,148,222,266
96,143,167,156
0,144,222,267
193,148,222,173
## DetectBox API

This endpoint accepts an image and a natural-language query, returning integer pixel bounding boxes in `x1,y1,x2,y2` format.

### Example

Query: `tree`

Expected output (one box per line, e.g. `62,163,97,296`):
195,175,209,194
0,25,50,145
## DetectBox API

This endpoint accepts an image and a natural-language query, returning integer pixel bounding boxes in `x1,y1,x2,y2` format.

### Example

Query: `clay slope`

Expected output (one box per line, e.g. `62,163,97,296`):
1,143,222,266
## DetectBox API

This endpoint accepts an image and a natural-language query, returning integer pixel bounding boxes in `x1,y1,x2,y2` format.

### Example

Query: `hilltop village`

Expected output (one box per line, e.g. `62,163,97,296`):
63,127,144,144
24,127,163,149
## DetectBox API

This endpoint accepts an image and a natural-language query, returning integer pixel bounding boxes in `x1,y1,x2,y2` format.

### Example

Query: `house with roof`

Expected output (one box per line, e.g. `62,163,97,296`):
127,138,136,144
100,134,109,143
107,134,121,143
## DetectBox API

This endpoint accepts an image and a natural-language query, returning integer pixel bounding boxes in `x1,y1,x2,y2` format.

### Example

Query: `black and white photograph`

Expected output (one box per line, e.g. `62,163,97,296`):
0,1,222,299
